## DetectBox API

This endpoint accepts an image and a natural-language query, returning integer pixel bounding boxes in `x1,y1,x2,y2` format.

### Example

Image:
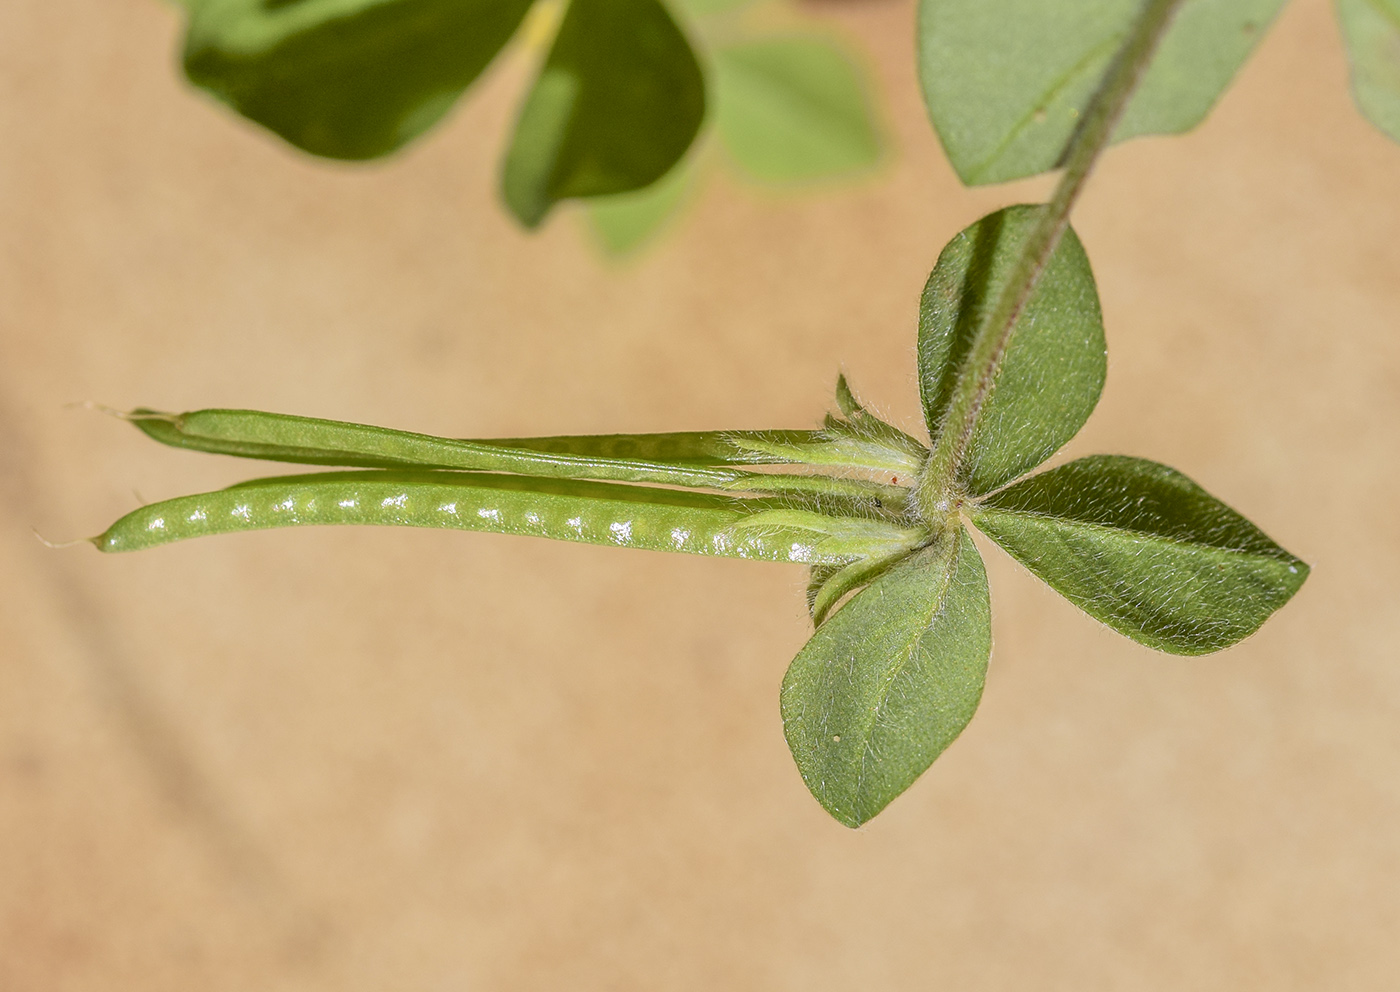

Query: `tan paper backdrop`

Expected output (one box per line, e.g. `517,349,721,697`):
3,0,1398,988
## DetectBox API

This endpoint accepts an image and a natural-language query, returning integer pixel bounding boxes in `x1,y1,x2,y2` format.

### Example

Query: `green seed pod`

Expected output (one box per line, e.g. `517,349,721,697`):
93,470,877,565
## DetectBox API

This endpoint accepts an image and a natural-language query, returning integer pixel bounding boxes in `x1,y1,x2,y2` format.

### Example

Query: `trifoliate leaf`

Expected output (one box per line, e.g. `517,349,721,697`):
781,527,991,827
919,205,1105,496
501,0,705,227
969,455,1309,654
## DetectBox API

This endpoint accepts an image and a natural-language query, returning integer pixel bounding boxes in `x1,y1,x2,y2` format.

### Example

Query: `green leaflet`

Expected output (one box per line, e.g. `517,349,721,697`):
1337,0,1400,145
781,527,991,827
183,0,533,160
713,37,882,184
93,469,869,563
917,0,1287,185
919,205,1106,496
969,455,1309,654
501,0,705,227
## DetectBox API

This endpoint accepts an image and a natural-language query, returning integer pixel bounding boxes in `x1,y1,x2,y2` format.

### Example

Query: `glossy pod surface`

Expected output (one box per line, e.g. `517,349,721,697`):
94,470,864,564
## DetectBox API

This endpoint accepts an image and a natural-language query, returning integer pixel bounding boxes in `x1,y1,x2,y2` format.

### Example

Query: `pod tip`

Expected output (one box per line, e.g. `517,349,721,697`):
31,526,91,550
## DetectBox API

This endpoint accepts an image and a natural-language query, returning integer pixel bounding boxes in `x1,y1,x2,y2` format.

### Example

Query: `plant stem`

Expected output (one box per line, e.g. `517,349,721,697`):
918,0,1186,518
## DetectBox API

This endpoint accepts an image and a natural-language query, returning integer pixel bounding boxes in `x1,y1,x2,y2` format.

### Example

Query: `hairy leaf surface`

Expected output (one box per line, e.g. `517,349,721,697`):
970,455,1309,654
713,37,881,183
1337,0,1400,144
919,205,1105,495
781,528,991,827
183,0,532,159
918,0,1287,184
501,0,704,227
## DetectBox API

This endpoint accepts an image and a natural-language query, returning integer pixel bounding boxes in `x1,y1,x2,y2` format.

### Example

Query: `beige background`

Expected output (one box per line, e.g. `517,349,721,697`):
3,0,1399,987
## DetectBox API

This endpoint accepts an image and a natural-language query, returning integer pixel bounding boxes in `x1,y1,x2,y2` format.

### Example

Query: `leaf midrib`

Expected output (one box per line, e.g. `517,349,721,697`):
850,541,959,817
964,32,1120,181
972,504,1297,564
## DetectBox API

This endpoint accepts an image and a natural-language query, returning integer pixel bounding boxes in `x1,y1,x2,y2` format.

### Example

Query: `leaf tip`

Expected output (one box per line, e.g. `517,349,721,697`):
502,185,553,229
826,805,866,830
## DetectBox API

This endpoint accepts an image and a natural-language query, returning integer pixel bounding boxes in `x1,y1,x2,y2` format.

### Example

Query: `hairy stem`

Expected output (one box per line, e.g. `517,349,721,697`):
919,0,1186,517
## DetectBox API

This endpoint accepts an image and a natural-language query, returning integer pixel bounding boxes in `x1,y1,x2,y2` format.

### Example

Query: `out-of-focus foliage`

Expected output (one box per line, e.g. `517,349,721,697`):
183,0,535,160
170,0,883,238
502,0,704,227
713,37,882,184
1337,0,1400,145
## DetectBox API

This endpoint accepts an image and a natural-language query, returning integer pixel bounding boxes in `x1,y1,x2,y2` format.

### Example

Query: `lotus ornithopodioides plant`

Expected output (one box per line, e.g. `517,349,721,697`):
88,204,1307,826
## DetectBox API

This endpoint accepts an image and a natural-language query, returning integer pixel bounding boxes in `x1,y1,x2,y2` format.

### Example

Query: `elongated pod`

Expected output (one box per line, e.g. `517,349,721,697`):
93,470,908,564
127,409,766,488
125,409,924,511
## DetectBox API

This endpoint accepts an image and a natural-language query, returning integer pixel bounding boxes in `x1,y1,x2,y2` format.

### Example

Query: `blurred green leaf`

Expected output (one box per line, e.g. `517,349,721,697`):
183,0,533,160
672,0,753,15
1337,0,1400,144
970,455,1309,654
781,528,991,827
502,0,705,227
713,36,882,184
919,205,1105,496
918,0,1287,184
586,156,695,256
